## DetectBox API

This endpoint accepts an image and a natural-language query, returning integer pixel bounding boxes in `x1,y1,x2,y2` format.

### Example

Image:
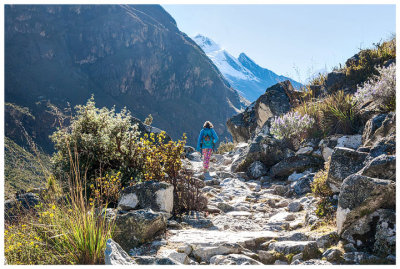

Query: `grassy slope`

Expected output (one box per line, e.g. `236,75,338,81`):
4,137,51,199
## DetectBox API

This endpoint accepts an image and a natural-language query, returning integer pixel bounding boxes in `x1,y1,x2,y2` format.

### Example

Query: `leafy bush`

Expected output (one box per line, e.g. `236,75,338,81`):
50,97,205,214
294,90,359,138
50,96,141,187
353,63,396,111
270,111,315,145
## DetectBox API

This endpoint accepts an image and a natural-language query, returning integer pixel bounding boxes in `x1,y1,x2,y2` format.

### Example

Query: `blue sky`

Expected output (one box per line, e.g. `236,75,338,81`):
162,4,396,83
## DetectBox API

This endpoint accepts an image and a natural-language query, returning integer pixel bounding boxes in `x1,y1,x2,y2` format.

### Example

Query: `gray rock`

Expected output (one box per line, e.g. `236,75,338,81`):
368,134,395,160
337,174,395,234
210,254,263,265
159,249,190,264
258,250,276,264
235,135,289,172
274,260,289,265
167,219,183,230
217,202,234,213
343,252,382,264
359,154,395,180
270,155,322,178
326,147,368,192
322,248,343,263
273,184,289,196
188,151,202,162
343,243,357,253
297,259,333,265
227,80,294,143
336,135,362,149
113,209,167,251
133,256,178,265
316,232,339,249
177,244,193,255
181,211,214,228
248,161,268,179
340,209,395,257
192,243,242,262
295,146,314,155
118,181,173,213
104,239,136,265
292,173,315,195
324,70,346,91
288,201,302,212
184,146,195,157
362,112,395,147
268,241,321,259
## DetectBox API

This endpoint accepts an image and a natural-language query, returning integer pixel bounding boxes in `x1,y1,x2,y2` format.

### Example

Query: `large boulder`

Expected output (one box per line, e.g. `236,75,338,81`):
326,147,368,192
269,155,322,179
362,112,395,147
359,154,395,180
113,209,167,251
368,134,396,160
291,173,315,195
336,174,395,234
227,80,295,143
318,134,362,162
104,239,136,265
231,135,290,172
340,209,395,257
118,181,173,214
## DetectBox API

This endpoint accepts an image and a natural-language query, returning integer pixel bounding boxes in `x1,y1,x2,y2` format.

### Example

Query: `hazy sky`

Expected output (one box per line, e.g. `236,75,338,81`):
163,4,396,83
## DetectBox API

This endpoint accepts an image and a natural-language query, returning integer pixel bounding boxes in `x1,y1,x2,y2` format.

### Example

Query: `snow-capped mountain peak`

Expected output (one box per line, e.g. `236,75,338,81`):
193,34,221,53
193,35,303,102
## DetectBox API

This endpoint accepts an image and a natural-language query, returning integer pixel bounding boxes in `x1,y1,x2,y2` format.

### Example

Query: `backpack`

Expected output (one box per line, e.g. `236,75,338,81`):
202,129,214,148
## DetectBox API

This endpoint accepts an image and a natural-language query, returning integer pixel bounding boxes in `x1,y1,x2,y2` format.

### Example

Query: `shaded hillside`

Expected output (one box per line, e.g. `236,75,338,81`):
5,5,246,150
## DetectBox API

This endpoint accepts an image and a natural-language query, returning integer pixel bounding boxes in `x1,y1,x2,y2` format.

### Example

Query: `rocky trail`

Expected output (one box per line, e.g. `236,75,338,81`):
106,149,347,265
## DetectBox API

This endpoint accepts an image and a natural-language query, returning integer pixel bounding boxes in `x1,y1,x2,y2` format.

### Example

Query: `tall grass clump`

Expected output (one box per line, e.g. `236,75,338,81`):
353,63,396,112
5,145,115,264
294,90,359,138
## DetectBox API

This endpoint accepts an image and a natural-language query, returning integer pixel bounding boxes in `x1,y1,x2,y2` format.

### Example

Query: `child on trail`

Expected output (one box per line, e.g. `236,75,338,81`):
196,121,219,173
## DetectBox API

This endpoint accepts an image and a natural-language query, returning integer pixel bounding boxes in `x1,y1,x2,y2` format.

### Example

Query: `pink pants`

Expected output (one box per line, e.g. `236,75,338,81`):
202,148,213,169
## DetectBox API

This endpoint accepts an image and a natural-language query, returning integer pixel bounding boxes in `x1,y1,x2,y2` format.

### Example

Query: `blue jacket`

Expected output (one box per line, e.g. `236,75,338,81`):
196,128,218,151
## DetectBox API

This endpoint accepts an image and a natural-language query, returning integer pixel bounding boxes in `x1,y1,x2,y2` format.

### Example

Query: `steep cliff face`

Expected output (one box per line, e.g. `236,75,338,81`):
5,5,246,149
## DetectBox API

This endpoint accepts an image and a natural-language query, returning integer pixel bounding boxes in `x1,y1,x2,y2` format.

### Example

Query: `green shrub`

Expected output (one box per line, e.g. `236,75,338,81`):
311,159,335,219
50,96,142,187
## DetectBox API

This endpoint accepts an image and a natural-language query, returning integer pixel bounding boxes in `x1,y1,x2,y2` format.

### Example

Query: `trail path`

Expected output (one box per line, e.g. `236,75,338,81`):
130,152,334,265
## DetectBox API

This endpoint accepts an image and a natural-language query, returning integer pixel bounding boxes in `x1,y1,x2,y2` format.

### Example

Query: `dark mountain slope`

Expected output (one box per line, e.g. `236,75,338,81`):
5,5,246,150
